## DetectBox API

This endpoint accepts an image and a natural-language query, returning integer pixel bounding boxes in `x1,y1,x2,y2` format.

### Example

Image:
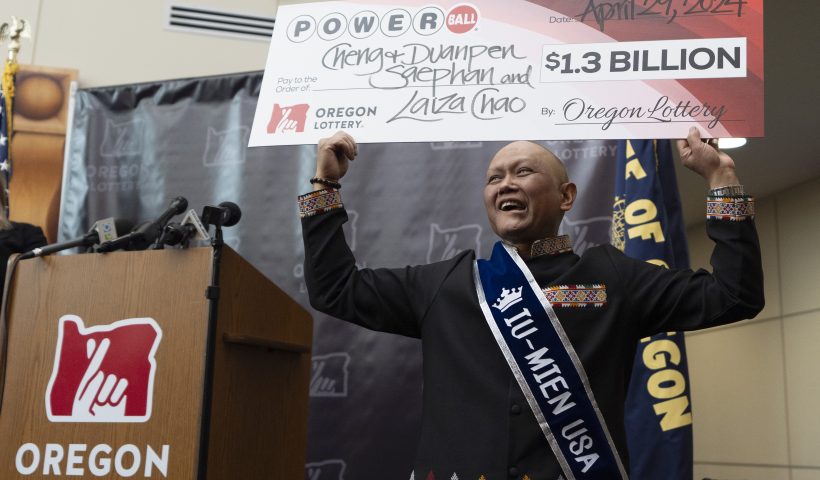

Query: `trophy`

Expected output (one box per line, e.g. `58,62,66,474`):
0,16,32,63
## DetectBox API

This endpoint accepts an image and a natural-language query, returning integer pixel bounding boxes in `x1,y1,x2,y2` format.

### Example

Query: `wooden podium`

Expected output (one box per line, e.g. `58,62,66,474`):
0,247,312,479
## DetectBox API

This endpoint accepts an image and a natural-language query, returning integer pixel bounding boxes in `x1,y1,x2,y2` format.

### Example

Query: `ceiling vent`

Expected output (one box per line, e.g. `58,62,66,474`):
166,3,274,41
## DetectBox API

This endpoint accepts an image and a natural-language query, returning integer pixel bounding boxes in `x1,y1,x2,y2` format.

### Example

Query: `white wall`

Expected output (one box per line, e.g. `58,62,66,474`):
686,178,820,480
5,0,284,87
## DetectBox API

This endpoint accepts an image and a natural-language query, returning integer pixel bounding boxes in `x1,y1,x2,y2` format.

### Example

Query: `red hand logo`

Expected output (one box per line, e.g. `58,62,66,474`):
46,315,162,423
267,103,309,134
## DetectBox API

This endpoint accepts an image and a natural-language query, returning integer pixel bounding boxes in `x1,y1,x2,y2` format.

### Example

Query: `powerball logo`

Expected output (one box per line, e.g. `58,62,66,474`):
286,4,479,42
45,315,162,423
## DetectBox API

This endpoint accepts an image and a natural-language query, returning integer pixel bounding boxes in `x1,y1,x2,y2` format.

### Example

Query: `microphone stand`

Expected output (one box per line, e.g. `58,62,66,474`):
196,218,223,480
0,254,23,415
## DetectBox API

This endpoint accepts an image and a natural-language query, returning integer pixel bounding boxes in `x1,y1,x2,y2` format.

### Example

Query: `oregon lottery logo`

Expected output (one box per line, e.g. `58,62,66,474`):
268,103,310,134
286,4,479,42
45,315,162,423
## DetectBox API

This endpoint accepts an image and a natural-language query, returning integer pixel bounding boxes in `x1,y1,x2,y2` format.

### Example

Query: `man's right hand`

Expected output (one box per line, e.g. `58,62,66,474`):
314,131,358,189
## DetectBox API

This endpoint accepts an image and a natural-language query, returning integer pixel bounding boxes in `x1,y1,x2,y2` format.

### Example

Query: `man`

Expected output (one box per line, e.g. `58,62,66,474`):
298,129,763,480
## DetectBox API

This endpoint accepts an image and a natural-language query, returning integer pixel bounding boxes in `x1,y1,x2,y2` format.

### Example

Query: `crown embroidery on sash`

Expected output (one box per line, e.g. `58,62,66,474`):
493,286,523,312
543,284,607,308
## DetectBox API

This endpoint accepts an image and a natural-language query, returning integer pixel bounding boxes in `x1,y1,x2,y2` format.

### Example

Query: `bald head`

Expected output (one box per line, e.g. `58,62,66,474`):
483,141,577,252
490,141,569,186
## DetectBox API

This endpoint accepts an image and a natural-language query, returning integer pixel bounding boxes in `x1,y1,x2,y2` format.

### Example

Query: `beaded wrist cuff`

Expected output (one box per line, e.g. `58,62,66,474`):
310,177,342,189
298,188,343,218
706,196,755,221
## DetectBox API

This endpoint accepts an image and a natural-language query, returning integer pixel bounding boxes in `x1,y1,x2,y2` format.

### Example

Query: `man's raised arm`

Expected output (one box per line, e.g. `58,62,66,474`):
297,132,457,339
620,127,764,335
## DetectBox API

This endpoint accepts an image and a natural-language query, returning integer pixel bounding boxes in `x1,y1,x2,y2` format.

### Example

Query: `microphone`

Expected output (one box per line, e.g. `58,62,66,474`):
154,196,189,229
157,222,196,247
97,196,188,253
201,201,242,228
217,201,242,227
96,220,155,253
19,217,134,260
155,209,211,247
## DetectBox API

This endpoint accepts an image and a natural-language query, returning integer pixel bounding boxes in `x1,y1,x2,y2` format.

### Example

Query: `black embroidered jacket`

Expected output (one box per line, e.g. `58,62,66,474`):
300,188,763,480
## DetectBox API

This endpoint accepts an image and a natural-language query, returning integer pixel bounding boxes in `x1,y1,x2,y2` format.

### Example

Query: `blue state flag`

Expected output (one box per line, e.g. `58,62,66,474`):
611,139,694,480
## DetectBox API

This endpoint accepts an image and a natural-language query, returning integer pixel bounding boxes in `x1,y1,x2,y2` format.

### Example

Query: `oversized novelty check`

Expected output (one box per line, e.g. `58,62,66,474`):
249,0,763,145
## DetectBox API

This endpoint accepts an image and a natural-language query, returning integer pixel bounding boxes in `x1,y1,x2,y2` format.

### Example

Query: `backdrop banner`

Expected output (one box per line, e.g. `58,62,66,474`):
60,71,618,479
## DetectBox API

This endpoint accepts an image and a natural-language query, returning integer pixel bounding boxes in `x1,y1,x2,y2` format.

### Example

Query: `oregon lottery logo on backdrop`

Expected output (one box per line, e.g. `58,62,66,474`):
427,223,482,263
46,315,162,423
203,126,250,167
99,119,145,158
286,4,479,42
310,353,350,398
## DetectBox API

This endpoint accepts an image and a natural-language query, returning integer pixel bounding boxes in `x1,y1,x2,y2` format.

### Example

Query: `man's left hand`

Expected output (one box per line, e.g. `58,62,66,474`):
676,126,739,188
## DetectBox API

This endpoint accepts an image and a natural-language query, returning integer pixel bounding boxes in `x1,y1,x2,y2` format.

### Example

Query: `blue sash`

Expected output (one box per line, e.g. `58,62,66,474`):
474,242,628,480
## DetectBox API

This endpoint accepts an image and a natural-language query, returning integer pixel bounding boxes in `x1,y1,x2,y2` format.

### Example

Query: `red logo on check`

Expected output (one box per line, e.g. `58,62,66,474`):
45,315,162,423
268,103,309,134
446,4,479,34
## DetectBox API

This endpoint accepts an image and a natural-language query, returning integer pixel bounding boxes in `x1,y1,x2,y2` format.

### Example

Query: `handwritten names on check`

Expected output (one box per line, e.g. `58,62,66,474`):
323,42,533,123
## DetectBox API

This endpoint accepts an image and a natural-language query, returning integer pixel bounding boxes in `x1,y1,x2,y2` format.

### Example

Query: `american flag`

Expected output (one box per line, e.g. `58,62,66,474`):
0,89,10,215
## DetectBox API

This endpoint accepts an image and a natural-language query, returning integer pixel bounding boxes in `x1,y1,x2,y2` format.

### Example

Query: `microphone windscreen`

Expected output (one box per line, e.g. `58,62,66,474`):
172,196,189,214
218,201,242,227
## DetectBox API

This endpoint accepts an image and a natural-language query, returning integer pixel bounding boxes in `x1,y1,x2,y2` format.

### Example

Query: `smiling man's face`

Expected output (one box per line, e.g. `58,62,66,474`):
483,141,576,250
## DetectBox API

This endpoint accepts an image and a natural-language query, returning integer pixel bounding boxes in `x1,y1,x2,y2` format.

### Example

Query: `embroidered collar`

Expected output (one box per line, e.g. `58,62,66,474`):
530,235,573,257
502,235,573,258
